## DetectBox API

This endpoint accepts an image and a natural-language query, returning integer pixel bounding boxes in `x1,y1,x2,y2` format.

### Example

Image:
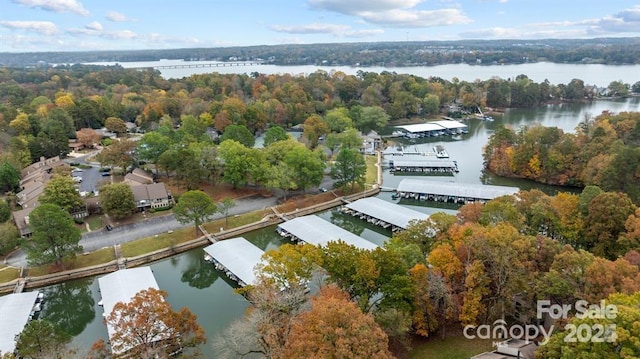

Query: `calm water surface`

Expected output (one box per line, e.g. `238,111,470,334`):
33,62,640,356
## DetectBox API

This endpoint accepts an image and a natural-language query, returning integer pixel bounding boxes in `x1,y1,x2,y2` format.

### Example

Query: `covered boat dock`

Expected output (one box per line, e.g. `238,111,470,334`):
390,158,459,174
277,215,379,250
98,267,164,355
343,197,429,232
395,119,468,138
0,291,41,355
396,179,519,204
203,237,264,287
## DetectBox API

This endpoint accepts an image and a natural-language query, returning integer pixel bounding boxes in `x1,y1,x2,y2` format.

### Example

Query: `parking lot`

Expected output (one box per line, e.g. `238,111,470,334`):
71,165,108,194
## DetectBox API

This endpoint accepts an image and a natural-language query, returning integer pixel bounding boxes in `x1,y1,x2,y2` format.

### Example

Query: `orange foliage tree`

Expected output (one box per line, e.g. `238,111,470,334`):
94,288,205,358
282,285,395,359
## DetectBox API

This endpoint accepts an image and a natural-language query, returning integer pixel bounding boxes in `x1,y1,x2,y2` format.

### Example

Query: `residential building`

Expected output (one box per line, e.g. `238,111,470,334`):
131,183,172,211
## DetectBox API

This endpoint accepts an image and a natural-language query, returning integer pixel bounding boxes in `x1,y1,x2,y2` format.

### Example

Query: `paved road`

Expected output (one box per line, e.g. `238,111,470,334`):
5,195,279,268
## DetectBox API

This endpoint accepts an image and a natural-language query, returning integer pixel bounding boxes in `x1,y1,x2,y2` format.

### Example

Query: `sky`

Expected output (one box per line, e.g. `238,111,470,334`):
1,0,640,53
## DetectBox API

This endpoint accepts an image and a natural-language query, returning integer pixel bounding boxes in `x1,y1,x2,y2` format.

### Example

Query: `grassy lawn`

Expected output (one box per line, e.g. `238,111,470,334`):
0,266,20,283
409,335,494,359
27,248,116,277
85,215,105,231
121,227,196,257
366,154,378,185
202,209,271,233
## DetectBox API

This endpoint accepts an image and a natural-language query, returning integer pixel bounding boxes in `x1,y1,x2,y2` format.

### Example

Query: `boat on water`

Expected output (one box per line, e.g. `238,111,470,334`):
433,145,449,158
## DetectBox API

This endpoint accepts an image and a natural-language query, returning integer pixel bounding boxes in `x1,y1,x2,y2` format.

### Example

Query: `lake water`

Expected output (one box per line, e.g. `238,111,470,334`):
88,59,640,87
32,62,640,356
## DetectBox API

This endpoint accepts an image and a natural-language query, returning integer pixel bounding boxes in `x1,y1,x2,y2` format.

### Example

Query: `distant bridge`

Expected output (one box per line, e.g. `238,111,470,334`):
131,61,266,70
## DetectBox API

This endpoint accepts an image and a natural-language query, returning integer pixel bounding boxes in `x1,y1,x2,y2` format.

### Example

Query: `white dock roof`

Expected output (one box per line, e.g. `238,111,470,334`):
203,237,264,287
429,120,468,130
278,215,379,250
396,123,443,133
98,267,160,353
397,179,519,200
0,291,39,354
346,197,429,229
392,159,458,168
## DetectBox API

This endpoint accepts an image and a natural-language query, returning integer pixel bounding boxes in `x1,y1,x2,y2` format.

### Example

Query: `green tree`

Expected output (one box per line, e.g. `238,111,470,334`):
100,183,135,219
283,145,325,192
0,198,10,222
324,107,353,132
14,320,72,359
136,132,172,172
219,140,258,188
0,222,19,256
220,124,255,147
266,164,297,201
422,94,440,115
173,190,217,236
25,204,82,268
330,147,366,191
217,197,235,228
263,126,289,147
39,175,83,212
352,106,390,133
0,161,20,194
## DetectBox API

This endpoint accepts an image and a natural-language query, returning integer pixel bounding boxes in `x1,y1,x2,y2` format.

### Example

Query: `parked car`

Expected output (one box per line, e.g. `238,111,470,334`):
101,172,111,177
105,224,113,231
319,187,328,192
72,176,83,183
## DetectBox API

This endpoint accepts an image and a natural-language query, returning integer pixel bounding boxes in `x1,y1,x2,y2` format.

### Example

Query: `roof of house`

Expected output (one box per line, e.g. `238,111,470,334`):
146,183,169,200
12,207,34,232
20,156,63,178
130,185,150,203
124,168,154,186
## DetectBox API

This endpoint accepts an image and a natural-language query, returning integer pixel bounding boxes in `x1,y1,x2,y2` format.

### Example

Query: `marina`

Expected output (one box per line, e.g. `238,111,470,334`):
395,179,520,204
343,197,430,232
276,215,379,250
0,291,42,354
203,237,264,287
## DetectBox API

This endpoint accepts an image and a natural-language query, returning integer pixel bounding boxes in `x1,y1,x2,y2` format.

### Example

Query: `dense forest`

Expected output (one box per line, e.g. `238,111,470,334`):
1,37,640,67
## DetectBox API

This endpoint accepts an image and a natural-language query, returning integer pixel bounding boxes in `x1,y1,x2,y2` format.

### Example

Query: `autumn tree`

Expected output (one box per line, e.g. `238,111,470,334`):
39,174,83,212
14,320,73,359
101,288,205,358
173,190,216,236
584,191,636,258
302,114,329,148
105,117,127,136
100,183,135,219
25,203,82,268
97,139,136,173
282,285,394,359
76,128,101,148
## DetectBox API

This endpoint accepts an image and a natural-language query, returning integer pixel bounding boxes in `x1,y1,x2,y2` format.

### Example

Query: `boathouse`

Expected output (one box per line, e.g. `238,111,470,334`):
395,119,468,138
98,267,166,355
390,158,459,174
429,120,469,135
203,237,264,287
396,179,519,203
343,197,429,232
0,291,41,354
277,215,379,250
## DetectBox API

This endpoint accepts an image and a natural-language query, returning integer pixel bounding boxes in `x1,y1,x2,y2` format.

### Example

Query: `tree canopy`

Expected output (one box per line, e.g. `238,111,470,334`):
25,203,82,268
173,190,216,235
99,183,135,219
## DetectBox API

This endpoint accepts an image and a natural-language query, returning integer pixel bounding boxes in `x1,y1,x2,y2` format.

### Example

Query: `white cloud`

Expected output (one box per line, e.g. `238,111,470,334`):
308,0,423,14
12,0,89,16
360,8,471,27
0,20,58,35
308,0,470,28
106,11,130,22
85,21,102,31
270,23,384,38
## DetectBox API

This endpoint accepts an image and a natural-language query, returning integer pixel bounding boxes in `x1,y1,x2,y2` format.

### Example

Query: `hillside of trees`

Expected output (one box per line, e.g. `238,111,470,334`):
484,111,640,202
2,37,640,67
